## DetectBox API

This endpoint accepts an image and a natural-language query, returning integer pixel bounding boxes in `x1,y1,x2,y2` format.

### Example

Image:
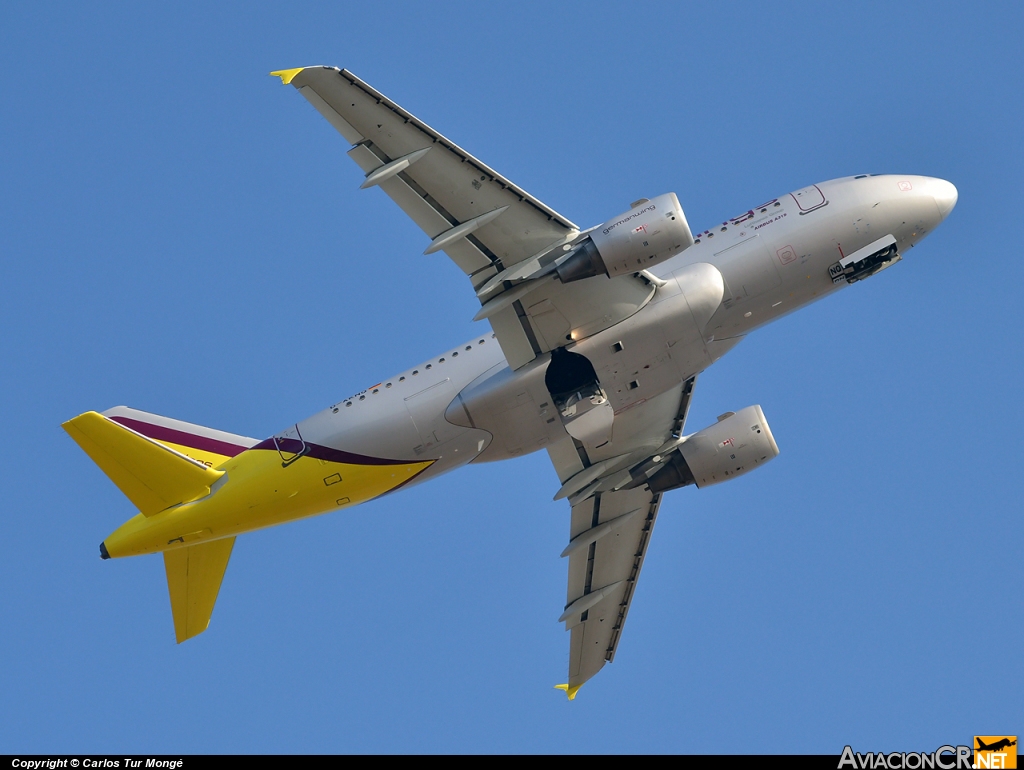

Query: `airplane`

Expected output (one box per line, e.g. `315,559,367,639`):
62,65,958,699
976,739,1017,752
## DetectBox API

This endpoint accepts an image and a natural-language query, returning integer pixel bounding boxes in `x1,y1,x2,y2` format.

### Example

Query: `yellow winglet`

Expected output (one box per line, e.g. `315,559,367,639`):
269,68,305,85
554,683,583,700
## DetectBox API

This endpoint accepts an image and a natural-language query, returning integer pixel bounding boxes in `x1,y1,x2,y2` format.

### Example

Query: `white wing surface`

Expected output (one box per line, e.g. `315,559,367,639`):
275,66,577,285
546,376,696,697
273,66,657,370
559,485,664,695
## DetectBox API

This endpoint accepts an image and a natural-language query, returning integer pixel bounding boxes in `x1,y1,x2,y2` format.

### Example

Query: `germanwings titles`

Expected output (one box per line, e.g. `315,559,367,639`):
63,66,957,698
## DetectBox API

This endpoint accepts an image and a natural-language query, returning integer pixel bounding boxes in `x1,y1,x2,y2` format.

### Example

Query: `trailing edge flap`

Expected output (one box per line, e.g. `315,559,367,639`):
164,537,235,644
62,411,224,517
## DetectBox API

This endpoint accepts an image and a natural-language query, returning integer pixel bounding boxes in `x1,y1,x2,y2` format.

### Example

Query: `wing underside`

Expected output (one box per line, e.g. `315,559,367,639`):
551,376,696,696
275,66,658,370
562,486,663,691
280,66,577,286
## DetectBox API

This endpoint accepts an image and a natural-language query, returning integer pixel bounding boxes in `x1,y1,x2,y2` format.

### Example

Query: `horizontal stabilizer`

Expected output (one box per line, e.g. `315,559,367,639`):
164,537,235,643
63,411,224,516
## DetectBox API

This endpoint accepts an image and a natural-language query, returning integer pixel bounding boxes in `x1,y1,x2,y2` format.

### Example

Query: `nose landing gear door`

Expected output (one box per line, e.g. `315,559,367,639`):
273,424,308,467
828,234,900,285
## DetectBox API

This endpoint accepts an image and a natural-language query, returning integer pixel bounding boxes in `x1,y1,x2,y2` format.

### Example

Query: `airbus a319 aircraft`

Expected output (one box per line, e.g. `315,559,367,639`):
63,66,957,698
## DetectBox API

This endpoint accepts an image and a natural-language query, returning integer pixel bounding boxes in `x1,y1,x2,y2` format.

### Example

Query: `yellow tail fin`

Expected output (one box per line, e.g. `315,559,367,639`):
63,411,224,516
164,537,235,643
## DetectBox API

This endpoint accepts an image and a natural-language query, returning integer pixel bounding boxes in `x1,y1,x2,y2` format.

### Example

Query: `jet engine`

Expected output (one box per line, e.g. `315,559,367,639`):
555,193,694,283
643,405,779,493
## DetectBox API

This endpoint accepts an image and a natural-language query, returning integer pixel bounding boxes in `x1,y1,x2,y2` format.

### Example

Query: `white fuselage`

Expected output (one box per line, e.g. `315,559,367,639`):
287,174,955,487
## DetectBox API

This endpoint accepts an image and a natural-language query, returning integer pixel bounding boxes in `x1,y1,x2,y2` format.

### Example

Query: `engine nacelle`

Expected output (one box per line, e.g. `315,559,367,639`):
647,405,779,493
556,193,694,283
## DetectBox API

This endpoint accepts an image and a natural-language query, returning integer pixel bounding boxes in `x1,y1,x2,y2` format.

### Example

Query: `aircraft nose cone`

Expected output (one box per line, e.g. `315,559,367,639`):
932,179,958,220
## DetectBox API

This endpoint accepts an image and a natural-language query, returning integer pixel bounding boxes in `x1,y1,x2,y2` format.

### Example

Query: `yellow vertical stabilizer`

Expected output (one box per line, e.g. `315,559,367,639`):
62,411,224,517
164,537,235,643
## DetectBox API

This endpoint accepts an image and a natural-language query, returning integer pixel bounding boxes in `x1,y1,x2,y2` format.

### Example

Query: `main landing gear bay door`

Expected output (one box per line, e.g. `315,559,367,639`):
546,348,615,448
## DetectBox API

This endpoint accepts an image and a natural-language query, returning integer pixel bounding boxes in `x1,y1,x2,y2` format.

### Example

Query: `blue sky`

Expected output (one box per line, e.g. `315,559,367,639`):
2,0,1021,754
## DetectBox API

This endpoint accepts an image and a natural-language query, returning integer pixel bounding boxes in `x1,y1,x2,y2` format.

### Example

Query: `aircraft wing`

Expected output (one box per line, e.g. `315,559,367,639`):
548,376,696,697
274,66,577,285
558,484,664,697
273,67,658,370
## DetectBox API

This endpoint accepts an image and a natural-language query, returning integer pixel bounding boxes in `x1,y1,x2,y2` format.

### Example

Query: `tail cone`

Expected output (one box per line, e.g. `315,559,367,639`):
99,542,110,560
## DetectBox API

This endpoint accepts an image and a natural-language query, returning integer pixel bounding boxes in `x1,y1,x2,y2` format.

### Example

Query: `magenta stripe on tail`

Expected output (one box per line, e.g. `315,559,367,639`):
109,416,250,458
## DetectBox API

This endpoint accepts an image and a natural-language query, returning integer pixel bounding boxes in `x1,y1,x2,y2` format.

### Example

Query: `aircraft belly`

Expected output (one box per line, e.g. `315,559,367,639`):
103,447,434,557
108,192,908,559
293,336,505,469
696,177,939,341
714,235,782,303
460,271,720,463
702,207,858,339
454,357,565,462
570,271,718,413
